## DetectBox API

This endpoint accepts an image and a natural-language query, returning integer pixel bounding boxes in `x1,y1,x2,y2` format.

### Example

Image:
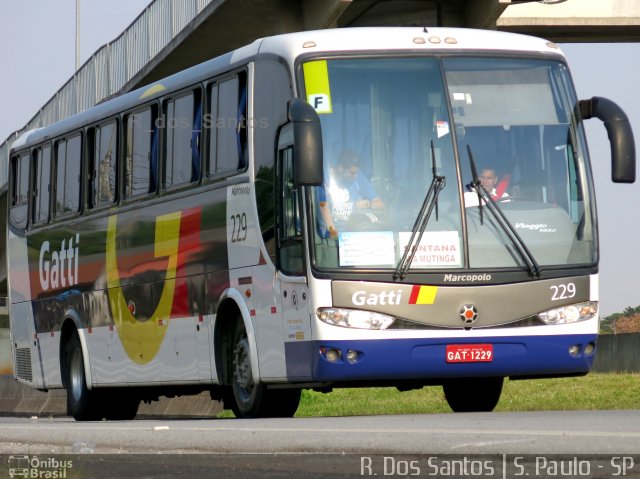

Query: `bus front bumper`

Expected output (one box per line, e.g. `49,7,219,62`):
284,334,597,383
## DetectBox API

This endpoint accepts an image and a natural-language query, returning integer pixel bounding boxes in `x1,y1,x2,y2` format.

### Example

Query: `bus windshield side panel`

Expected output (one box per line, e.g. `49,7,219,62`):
306,58,463,270
443,57,596,268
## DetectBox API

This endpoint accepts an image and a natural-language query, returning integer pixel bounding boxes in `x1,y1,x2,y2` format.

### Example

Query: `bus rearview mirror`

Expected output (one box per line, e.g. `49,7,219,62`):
579,96,636,183
288,99,324,186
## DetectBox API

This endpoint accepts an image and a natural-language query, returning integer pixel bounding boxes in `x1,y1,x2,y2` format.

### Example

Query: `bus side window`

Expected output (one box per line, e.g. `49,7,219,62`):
13,153,29,206
253,59,293,265
192,96,202,182
277,139,304,276
90,121,117,208
32,145,51,225
237,75,247,169
164,90,200,188
207,83,219,177
208,72,247,177
125,106,157,198
54,134,82,217
9,153,29,229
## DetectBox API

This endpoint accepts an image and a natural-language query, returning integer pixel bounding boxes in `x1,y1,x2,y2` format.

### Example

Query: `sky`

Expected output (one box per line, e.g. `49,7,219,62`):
0,2,638,316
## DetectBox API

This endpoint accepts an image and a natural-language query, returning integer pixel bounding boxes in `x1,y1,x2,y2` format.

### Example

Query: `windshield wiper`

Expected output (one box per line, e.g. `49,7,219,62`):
394,141,445,280
465,145,541,279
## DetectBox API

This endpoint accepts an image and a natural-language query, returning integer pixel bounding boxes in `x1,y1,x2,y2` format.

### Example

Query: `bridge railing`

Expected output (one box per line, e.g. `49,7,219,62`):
0,0,214,185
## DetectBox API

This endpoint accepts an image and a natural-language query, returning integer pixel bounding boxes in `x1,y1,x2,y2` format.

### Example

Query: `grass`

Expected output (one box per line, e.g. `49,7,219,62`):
216,373,640,418
293,373,640,417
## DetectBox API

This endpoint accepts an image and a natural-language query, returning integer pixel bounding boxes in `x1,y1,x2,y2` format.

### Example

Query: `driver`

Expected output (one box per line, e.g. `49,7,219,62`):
464,168,509,207
480,168,509,200
318,149,384,238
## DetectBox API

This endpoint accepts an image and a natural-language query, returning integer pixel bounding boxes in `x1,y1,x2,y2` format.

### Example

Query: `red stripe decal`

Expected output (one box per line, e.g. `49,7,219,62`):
408,285,420,304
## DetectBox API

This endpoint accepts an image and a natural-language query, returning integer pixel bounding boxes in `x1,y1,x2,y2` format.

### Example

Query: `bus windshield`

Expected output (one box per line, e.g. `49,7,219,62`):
307,56,595,272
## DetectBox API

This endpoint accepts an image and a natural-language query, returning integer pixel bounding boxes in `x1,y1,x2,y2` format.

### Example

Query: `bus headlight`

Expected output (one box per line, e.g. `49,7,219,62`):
537,301,598,325
317,308,395,329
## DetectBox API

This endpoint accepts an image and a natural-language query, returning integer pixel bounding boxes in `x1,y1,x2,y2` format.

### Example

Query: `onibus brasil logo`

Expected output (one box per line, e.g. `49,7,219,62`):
8,455,72,479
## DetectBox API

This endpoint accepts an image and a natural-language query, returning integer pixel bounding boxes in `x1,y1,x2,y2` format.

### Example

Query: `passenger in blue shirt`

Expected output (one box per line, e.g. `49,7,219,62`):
318,150,384,239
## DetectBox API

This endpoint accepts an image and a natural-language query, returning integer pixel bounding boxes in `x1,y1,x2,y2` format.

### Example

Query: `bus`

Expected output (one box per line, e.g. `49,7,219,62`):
7,27,634,420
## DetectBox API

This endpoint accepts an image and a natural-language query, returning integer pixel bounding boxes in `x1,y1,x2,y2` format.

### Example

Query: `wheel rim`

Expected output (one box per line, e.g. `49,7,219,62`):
70,349,84,403
233,336,254,403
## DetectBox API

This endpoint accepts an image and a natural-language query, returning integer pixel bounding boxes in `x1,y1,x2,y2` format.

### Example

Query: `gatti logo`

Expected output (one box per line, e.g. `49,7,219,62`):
352,290,402,306
39,235,80,291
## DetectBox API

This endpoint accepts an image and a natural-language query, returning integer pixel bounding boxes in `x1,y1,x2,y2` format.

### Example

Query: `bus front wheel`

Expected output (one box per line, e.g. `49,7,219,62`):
102,390,140,420
443,377,503,412
229,320,301,418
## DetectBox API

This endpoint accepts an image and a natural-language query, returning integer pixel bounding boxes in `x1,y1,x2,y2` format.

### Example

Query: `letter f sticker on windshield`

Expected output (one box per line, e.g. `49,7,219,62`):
303,60,332,114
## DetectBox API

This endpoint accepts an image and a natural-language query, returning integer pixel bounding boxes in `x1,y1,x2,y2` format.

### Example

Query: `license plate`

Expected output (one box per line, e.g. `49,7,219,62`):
446,344,493,363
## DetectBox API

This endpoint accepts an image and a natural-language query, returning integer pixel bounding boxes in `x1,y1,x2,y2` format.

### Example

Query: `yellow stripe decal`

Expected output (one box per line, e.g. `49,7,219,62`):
139,84,166,100
417,286,438,304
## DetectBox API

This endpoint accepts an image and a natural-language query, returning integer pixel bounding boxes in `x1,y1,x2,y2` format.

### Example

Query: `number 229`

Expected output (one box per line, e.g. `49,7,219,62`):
550,283,576,301
230,213,247,243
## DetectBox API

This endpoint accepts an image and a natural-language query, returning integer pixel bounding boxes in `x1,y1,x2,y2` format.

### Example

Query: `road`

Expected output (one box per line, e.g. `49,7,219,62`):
0,411,639,478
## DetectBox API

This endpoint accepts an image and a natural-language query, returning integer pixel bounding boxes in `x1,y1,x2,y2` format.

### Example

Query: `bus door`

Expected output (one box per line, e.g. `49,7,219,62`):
273,125,312,381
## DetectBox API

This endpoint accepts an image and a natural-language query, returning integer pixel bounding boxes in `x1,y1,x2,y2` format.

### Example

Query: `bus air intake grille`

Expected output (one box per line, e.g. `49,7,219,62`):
15,348,33,382
389,315,545,330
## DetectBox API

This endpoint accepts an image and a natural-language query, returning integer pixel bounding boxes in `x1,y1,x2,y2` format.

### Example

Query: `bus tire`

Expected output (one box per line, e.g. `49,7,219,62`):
229,320,300,418
65,333,102,421
443,377,503,413
264,388,302,418
103,390,140,421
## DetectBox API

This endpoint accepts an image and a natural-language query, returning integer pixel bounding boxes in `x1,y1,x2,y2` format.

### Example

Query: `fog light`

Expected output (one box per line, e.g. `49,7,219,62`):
568,345,581,357
346,349,359,364
584,342,595,355
325,348,341,362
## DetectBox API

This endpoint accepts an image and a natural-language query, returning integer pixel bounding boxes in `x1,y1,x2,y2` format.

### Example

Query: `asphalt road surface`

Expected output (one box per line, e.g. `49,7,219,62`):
0,411,639,478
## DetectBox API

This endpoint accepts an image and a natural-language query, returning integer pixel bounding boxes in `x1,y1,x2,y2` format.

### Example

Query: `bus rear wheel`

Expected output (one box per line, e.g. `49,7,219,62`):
65,333,101,421
229,320,301,418
443,377,503,412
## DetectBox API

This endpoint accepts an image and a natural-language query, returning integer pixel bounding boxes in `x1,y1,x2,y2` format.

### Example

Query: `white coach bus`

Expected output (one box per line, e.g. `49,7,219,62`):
7,27,634,420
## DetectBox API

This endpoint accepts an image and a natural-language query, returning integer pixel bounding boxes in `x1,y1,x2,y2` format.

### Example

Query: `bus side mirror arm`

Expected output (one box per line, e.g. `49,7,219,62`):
288,99,324,186
579,96,636,183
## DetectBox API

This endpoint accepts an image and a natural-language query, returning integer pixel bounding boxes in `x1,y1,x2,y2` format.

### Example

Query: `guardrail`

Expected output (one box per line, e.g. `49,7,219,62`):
0,0,215,185
592,332,640,373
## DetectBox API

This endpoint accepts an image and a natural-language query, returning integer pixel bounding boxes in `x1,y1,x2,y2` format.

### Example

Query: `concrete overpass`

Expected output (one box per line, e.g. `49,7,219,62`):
118,0,535,95
124,0,640,92
499,0,640,42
